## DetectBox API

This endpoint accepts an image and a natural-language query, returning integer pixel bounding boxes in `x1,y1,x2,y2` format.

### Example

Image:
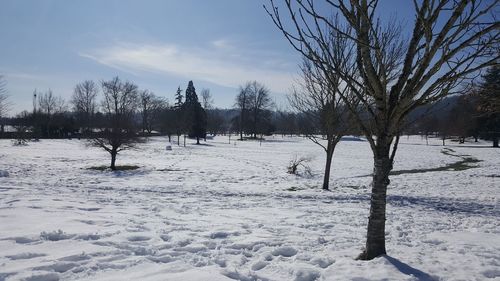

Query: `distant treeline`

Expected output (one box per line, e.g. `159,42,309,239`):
0,78,499,148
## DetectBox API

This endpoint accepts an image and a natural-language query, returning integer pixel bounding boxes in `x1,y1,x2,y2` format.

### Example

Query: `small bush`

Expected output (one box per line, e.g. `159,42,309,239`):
12,139,28,146
287,155,313,177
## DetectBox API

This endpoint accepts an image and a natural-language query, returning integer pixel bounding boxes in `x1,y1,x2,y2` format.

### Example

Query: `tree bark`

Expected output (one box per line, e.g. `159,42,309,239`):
358,143,391,260
239,110,244,141
493,137,499,148
322,140,335,190
110,150,117,171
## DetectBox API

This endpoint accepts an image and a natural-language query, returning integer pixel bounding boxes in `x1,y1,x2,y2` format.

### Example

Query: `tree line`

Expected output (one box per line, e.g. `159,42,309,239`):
0,69,498,149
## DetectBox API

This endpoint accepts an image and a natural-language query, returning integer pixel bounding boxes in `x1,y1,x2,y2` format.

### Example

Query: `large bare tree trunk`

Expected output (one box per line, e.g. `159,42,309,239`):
110,150,117,171
358,142,392,260
322,140,335,190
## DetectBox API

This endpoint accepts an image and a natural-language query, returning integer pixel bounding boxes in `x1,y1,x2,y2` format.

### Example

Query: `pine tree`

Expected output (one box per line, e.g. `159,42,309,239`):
173,86,184,145
174,87,183,109
182,81,207,144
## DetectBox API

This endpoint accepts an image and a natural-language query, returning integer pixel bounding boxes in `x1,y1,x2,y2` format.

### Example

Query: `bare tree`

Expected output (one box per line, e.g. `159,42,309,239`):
38,89,66,116
38,89,67,137
267,0,499,260
91,77,141,170
72,80,98,135
290,57,356,190
248,81,274,138
139,90,167,134
200,88,214,110
235,82,273,140
235,84,251,140
0,76,11,134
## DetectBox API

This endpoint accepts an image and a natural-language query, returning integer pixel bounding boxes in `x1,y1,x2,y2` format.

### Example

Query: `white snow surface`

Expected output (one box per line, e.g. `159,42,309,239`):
0,136,498,281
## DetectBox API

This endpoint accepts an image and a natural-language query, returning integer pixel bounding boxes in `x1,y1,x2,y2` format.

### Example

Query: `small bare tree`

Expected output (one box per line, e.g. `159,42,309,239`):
287,155,313,177
200,88,214,110
91,77,141,170
267,0,499,260
72,80,98,136
290,55,356,190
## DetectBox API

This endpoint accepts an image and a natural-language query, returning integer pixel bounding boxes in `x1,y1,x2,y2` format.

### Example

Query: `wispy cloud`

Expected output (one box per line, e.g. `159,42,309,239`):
79,41,296,93
0,70,47,82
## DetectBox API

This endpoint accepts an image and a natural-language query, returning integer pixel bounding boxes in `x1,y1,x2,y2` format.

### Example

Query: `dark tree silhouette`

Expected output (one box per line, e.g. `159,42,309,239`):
183,81,206,144
139,90,167,134
91,77,141,170
172,86,185,145
37,89,67,138
476,65,500,147
235,81,273,139
72,80,98,136
235,83,251,140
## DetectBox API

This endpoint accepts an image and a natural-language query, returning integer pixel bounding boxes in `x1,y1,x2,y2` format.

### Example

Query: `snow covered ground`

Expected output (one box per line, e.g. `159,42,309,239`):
0,135,498,281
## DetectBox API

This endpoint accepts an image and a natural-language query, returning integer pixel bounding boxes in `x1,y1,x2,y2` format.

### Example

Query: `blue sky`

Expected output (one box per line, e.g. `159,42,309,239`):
0,0,412,115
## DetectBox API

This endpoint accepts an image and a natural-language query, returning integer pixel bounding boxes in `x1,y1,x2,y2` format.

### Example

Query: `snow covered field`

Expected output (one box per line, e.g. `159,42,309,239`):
0,136,498,281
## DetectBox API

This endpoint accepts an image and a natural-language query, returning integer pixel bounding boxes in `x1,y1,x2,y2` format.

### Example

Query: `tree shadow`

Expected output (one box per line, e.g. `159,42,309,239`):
388,195,500,217
384,255,436,281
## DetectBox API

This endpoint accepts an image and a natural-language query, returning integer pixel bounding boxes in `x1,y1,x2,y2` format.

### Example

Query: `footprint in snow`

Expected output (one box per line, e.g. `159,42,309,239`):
77,207,101,211
272,246,298,257
22,272,60,281
209,231,230,239
127,235,151,242
33,262,79,273
251,260,268,271
6,252,47,260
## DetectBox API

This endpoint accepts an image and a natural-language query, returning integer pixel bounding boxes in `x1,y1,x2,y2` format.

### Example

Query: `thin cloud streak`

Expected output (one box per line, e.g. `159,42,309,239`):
79,42,296,93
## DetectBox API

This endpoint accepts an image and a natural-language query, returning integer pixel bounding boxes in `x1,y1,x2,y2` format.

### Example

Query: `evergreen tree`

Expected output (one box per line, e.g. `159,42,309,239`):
182,81,207,144
476,66,500,147
174,86,183,109
173,87,184,145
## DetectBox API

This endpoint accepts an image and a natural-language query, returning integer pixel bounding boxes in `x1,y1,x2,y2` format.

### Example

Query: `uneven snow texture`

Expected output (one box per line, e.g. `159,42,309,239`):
0,136,498,281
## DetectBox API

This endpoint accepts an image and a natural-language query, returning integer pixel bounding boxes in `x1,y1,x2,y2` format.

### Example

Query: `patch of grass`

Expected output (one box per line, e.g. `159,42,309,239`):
390,153,481,176
87,165,140,171
344,185,366,189
156,168,186,172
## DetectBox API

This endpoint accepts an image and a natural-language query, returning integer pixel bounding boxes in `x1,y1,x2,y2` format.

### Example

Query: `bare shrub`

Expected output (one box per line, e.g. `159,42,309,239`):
287,155,313,177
